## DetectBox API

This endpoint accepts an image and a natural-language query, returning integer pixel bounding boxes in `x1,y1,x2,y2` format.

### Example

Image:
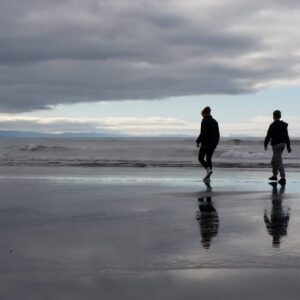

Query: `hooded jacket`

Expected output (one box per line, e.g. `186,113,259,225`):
264,120,291,149
196,115,220,147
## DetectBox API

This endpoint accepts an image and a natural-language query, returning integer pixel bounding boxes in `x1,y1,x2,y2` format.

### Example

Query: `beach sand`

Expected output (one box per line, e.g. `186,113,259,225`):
1,166,300,299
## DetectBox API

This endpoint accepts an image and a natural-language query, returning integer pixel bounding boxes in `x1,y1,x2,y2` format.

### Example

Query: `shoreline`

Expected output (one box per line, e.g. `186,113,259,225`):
1,167,300,298
0,161,299,168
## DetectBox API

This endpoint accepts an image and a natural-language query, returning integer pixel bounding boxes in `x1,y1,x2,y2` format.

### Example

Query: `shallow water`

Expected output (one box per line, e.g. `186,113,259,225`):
1,167,300,299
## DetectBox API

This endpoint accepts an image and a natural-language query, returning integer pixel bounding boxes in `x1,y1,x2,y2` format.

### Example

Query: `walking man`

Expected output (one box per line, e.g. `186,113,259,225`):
196,106,220,182
264,110,291,185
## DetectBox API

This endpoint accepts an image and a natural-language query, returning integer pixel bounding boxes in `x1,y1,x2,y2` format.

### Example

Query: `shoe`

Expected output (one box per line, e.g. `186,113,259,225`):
204,181,212,191
268,176,278,181
203,168,213,181
203,177,211,183
278,177,286,185
268,182,277,187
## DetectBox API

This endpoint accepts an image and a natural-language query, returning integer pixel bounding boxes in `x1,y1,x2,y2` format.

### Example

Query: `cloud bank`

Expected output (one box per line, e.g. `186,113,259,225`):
1,0,300,112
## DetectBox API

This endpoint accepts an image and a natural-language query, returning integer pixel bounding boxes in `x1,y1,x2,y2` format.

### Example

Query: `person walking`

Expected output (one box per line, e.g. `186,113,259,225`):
196,106,220,182
264,110,291,185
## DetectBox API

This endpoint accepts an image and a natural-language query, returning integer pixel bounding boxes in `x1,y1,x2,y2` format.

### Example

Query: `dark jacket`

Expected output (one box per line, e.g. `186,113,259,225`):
264,120,291,149
196,115,220,147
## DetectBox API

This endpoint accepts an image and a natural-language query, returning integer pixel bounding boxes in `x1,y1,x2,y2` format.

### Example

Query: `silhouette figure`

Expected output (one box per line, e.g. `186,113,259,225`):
196,106,220,182
264,110,291,185
264,183,290,248
196,197,219,249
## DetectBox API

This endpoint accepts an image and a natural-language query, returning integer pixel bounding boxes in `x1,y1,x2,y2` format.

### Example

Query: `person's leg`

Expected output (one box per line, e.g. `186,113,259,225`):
277,144,285,178
202,146,215,181
272,143,286,178
206,146,215,170
271,147,279,177
198,146,208,169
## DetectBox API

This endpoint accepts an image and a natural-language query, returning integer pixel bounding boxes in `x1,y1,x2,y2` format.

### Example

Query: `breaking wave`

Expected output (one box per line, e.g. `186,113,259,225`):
0,159,299,168
0,138,298,168
20,144,70,151
220,150,269,159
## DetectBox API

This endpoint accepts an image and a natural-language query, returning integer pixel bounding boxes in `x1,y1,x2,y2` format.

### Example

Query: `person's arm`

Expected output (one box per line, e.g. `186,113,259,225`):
196,134,201,147
264,212,271,233
216,121,220,145
196,122,203,147
264,125,272,150
285,124,291,153
196,120,204,147
284,213,290,225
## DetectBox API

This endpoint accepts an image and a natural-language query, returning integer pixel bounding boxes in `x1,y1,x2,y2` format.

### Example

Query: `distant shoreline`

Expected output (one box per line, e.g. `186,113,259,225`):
1,131,299,140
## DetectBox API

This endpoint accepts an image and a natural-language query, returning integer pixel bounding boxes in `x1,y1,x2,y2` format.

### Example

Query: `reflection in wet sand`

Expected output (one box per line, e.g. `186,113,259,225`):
264,183,290,248
196,196,219,249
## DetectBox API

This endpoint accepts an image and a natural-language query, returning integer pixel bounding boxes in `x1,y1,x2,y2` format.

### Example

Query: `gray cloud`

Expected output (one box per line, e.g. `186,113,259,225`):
1,0,300,112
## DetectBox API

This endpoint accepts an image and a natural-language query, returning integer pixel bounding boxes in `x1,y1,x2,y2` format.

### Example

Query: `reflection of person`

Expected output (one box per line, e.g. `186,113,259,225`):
196,197,219,249
264,110,291,185
196,106,220,182
264,183,290,248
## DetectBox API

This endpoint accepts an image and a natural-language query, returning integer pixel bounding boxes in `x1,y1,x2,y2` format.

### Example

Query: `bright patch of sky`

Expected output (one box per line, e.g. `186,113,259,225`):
31,87,299,123
5,87,299,137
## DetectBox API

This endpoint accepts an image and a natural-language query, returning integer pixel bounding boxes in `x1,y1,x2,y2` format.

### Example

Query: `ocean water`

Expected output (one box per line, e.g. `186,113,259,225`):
0,137,299,168
1,143,300,299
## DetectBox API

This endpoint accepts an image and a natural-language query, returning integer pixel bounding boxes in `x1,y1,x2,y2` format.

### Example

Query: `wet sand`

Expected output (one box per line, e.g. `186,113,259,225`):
1,167,300,299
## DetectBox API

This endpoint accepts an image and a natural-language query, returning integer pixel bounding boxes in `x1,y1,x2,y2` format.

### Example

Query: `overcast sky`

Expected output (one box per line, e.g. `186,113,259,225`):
1,0,300,136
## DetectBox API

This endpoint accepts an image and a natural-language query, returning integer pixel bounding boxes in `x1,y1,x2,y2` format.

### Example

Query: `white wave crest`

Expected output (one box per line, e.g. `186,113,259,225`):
20,144,69,152
220,150,269,159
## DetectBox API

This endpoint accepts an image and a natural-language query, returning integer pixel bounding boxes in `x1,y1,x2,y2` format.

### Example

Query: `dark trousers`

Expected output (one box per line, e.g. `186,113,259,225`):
198,145,216,170
271,143,285,178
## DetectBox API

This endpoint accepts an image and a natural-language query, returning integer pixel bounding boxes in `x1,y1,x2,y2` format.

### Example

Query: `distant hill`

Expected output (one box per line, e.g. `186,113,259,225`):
0,130,196,139
0,130,272,139
0,130,126,138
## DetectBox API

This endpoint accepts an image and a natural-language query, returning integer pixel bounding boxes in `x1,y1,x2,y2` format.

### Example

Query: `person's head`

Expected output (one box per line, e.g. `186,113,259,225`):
273,110,281,120
202,106,211,118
